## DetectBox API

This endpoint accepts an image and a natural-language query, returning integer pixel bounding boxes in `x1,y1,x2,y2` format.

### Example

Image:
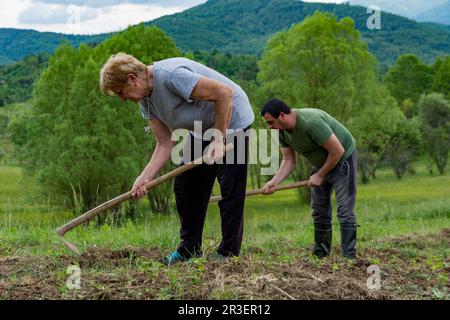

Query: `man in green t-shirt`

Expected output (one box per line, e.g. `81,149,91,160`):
261,98,358,259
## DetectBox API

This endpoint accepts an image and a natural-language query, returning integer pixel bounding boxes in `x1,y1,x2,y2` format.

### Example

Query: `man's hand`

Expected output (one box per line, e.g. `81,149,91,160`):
131,174,152,199
205,139,225,165
308,172,324,188
263,179,279,195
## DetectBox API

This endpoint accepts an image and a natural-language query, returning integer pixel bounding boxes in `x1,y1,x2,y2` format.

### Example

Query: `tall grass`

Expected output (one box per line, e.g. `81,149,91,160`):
0,162,449,257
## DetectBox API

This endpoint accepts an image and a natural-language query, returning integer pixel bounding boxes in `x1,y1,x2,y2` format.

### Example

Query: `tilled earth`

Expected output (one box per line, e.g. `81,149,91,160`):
0,229,448,300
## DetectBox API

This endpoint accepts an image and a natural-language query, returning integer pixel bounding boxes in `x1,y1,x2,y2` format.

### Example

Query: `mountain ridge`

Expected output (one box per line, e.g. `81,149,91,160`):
1,0,449,66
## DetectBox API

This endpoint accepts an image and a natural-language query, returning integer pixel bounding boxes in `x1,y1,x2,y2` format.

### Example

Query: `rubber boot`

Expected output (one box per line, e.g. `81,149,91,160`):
340,223,357,259
312,224,332,258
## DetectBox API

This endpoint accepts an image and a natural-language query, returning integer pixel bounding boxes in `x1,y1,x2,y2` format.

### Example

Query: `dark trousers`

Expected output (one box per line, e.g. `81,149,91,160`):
311,151,357,227
173,130,249,257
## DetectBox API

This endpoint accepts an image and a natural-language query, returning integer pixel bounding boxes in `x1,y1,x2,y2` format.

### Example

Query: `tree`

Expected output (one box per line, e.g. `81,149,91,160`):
432,56,450,99
238,80,267,190
399,98,418,119
0,146,4,163
257,12,382,201
0,53,49,105
382,114,422,180
384,54,433,111
93,24,181,214
10,25,181,214
348,87,399,183
188,50,258,82
418,93,450,175
257,12,379,123
0,114,8,135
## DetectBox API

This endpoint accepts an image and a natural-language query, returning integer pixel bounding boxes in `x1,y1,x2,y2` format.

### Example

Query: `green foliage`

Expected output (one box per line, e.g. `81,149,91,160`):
348,87,399,183
257,12,386,194
258,12,378,123
150,0,450,67
381,114,422,180
9,25,181,213
432,56,450,99
350,90,423,182
0,54,48,106
384,54,433,106
1,160,449,257
0,28,108,65
91,23,182,214
2,0,450,70
399,98,418,119
418,93,450,175
190,50,259,81
0,114,8,134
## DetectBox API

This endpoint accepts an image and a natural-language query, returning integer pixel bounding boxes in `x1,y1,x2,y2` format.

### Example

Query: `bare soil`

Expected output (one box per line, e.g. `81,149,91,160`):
0,229,448,300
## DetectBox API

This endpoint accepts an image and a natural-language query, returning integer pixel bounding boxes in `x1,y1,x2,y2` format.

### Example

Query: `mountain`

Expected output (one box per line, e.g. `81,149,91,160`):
0,28,109,65
1,0,450,67
147,0,450,65
423,22,450,33
348,0,450,25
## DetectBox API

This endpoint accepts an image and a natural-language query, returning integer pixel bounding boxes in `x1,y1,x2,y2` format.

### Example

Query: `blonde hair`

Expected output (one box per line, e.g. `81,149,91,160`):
99,53,146,96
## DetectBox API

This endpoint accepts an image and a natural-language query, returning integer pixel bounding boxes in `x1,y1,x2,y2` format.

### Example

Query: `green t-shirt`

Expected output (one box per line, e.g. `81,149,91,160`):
279,108,356,168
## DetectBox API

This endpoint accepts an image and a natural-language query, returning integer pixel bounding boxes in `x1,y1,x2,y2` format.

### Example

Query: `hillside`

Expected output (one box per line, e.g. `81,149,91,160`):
0,28,108,65
1,0,450,67
0,54,49,106
149,0,450,66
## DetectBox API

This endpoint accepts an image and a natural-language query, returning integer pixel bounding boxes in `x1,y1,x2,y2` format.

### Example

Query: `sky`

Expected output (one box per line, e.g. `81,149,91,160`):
0,0,346,35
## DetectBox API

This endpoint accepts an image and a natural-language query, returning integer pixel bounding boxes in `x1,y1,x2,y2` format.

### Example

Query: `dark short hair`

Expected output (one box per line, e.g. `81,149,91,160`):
261,98,291,118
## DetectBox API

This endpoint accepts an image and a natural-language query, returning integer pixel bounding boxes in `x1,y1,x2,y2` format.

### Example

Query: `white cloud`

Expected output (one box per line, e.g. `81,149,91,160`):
0,0,205,34
31,0,205,9
65,3,188,34
18,3,98,24
1,0,348,35
0,0,32,29
302,0,347,3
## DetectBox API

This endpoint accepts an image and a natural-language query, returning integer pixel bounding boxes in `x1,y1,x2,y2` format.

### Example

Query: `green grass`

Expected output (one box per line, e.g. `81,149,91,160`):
0,161,449,257
1,162,449,300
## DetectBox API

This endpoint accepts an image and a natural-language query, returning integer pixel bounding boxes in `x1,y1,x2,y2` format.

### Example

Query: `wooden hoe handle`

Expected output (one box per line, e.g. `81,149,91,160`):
209,180,309,203
57,143,234,254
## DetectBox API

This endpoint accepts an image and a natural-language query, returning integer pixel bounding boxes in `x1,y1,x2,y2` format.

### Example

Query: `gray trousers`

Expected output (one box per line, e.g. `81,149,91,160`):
311,151,357,227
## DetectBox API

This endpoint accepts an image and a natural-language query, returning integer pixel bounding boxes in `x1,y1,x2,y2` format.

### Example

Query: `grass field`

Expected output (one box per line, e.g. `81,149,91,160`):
0,162,449,299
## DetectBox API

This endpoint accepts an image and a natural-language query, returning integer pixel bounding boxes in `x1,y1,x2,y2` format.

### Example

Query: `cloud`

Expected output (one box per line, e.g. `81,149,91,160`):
31,0,205,8
3,0,206,34
18,3,98,24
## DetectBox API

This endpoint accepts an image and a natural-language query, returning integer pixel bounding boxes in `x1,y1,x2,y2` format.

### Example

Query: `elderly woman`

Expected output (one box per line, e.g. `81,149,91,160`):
100,53,254,265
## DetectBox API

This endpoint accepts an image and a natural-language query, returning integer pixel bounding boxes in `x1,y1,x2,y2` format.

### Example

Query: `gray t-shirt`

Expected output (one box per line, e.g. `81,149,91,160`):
139,57,254,134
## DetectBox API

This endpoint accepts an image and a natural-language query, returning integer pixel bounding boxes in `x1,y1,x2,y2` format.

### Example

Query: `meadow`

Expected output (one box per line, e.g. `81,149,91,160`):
0,160,449,299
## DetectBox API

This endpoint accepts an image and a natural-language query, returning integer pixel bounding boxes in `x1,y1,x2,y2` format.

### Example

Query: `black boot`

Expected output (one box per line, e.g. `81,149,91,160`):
340,223,357,259
312,224,332,258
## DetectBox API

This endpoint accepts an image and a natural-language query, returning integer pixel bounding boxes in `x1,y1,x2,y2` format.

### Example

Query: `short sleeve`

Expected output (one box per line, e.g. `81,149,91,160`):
166,66,202,103
139,99,156,120
279,132,289,148
307,118,333,145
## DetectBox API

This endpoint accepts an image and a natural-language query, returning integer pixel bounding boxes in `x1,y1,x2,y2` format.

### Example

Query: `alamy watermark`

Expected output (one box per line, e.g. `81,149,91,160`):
169,121,280,176
366,265,381,290
67,5,82,31
66,265,81,290
366,5,381,30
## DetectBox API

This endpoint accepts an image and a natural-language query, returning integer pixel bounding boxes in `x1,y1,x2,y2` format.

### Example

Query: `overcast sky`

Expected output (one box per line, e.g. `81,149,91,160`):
0,0,346,35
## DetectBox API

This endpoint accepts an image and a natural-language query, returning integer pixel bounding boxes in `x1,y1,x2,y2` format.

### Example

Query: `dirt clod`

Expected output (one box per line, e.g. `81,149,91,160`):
0,230,448,300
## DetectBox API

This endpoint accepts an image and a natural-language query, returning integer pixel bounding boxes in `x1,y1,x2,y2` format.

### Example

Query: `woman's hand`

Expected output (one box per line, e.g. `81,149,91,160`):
263,179,279,195
131,174,152,199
